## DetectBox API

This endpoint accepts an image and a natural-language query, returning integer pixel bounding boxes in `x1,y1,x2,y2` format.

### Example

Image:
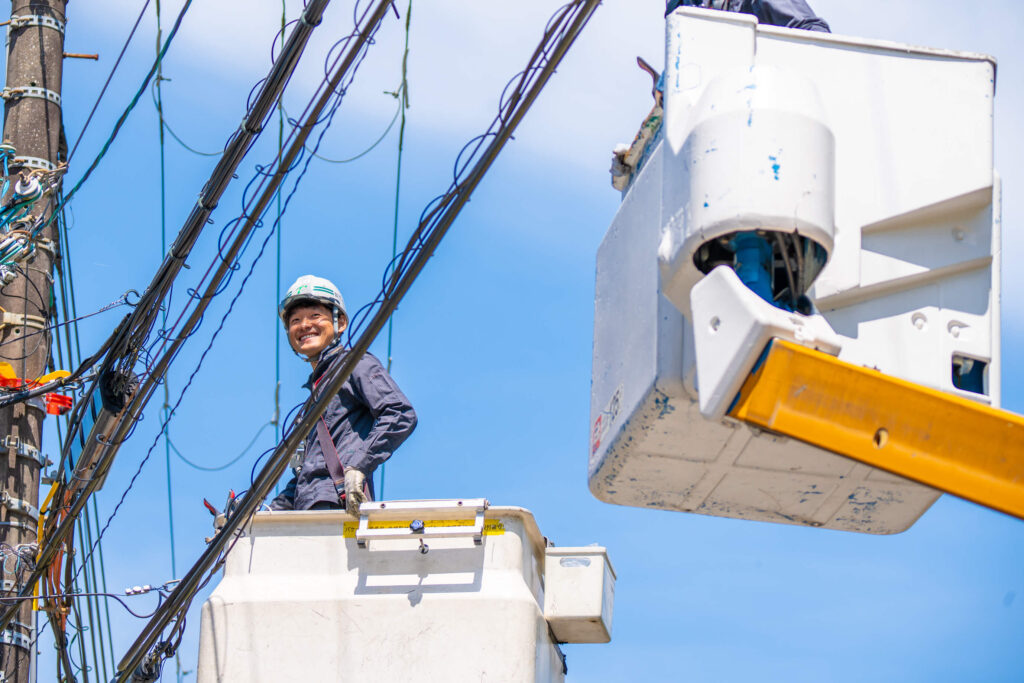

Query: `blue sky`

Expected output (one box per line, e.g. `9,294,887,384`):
8,0,1023,680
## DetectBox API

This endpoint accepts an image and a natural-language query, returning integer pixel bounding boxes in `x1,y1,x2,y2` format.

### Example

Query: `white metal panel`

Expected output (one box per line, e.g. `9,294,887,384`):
196,506,572,683
591,8,997,533
543,547,616,644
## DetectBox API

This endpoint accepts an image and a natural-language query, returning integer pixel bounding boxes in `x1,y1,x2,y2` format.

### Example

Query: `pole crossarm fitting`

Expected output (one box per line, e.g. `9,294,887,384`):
0,308,47,332
0,630,29,651
0,86,61,107
6,14,65,34
0,492,39,522
28,237,55,260
0,628,30,651
11,156,55,172
0,520,35,535
0,436,46,467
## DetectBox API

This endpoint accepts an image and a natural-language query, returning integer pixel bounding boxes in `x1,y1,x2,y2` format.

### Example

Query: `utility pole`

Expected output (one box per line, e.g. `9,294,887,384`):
0,1,66,682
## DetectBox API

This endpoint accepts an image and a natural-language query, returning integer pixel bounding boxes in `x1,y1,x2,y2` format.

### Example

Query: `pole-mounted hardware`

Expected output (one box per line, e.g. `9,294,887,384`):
0,436,48,468
6,15,64,34
0,309,46,333
9,157,55,172
0,87,61,107
0,629,30,651
0,492,39,522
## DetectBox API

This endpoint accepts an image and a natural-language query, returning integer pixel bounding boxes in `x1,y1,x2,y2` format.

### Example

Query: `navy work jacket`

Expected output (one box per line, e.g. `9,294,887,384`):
271,342,417,511
666,0,830,32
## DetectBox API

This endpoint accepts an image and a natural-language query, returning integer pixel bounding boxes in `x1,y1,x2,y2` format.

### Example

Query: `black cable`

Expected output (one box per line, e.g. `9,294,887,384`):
0,591,165,619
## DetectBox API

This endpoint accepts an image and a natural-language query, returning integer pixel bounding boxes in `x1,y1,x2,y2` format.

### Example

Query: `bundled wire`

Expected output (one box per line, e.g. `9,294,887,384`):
113,2,601,680
0,142,68,284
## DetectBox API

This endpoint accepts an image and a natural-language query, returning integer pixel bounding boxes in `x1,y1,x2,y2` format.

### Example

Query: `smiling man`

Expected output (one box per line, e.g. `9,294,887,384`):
270,275,417,514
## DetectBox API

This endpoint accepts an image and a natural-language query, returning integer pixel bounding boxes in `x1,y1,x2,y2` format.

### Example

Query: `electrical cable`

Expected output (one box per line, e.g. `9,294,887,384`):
153,1,184,678
167,420,273,472
274,0,287,466
55,0,194,221
66,0,153,162
381,0,413,499
280,97,402,164
0,288,136,355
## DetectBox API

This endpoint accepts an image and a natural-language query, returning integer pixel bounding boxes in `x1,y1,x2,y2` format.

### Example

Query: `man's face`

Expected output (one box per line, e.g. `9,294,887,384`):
287,303,343,359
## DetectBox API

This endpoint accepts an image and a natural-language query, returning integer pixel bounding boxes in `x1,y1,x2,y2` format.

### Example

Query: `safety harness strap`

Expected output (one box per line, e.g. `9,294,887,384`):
315,417,347,493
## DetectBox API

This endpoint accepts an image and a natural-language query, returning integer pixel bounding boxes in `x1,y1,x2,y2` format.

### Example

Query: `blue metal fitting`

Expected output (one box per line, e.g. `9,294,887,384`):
730,232,774,303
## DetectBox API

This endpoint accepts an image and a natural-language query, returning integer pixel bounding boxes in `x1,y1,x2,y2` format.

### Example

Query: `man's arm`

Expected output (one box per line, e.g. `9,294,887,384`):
269,475,297,510
347,354,418,474
748,0,830,32
666,1,831,33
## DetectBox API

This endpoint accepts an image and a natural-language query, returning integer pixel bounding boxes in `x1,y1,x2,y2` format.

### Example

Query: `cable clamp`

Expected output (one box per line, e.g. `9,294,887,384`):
30,236,56,260
0,86,61,107
0,307,47,331
7,14,66,34
0,628,30,651
0,519,36,535
0,491,39,522
11,156,55,172
0,436,46,467
0,579,23,593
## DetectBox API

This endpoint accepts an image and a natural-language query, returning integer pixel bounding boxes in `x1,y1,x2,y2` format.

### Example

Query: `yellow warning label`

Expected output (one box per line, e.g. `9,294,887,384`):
342,519,505,538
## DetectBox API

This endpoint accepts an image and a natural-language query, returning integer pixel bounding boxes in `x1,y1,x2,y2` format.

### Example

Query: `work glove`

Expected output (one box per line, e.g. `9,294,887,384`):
344,467,367,516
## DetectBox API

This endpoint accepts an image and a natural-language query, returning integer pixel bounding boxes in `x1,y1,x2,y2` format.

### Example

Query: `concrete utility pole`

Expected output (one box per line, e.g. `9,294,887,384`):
0,1,67,681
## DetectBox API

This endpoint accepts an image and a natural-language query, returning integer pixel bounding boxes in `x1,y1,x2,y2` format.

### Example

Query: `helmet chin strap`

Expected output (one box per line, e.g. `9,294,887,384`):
308,327,344,365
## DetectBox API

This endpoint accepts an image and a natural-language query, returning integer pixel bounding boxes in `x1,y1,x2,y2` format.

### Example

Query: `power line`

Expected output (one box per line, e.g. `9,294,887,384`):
168,421,273,472
66,0,153,162
56,0,194,221
381,0,413,500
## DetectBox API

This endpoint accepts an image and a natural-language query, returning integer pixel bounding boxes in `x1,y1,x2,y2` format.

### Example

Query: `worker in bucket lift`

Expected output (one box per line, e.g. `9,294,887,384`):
665,0,830,32
270,275,417,515
612,0,830,188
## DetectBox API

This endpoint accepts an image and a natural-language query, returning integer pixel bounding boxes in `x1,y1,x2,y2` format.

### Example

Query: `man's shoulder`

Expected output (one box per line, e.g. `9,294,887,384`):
328,349,385,375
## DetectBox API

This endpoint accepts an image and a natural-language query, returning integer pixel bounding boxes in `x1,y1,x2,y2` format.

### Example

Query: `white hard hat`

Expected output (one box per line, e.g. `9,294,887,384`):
279,275,347,327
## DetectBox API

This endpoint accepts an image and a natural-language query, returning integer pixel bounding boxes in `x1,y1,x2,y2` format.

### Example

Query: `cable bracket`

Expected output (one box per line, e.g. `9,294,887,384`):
11,156,55,172
0,520,36,535
7,14,65,34
0,492,39,522
0,628,30,651
30,236,56,260
0,436,46,467
0,86,61,107
0,308,47,331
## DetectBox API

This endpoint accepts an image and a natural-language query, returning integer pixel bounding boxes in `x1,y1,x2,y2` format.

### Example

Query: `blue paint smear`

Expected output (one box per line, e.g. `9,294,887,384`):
703,202,709,208
769,155,780,180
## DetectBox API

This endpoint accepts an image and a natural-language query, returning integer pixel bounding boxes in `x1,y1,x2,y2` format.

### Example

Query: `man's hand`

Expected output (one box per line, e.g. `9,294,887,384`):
344,468,367,516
